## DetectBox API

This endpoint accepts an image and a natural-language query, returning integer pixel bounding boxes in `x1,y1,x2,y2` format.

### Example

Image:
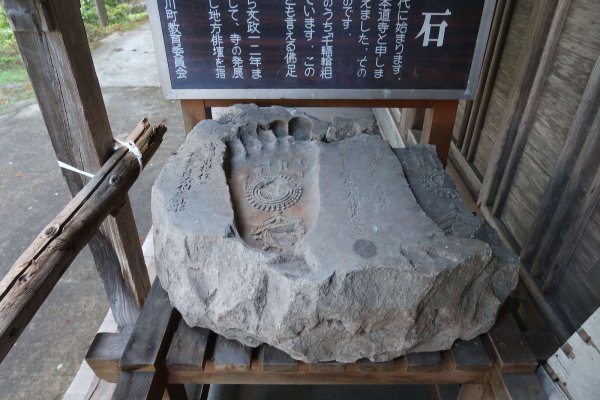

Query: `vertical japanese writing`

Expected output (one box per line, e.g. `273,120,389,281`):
393,0,409,77
304,0,315,40
303,0,316,77
247,1,262,79
374,0,391,79
209,1,225,79
342,0,353,30
320,0,333,79
356,0,371,77
285,1,297,78
228,0,244,79
165,0,187,79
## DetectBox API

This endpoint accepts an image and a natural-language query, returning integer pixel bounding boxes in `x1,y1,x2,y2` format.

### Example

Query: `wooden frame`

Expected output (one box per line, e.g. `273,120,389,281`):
180,99,459,165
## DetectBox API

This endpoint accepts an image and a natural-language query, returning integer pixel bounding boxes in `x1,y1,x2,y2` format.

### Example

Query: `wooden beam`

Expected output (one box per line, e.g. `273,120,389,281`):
421,100,459,166
181,99,210,133
464,0,515,161
459,0,509,150
120,279,180,372
2,0,150,328
491,0,573,216
112,372,165,400
478,0,556,208
0,121,166,363
524,55,600,267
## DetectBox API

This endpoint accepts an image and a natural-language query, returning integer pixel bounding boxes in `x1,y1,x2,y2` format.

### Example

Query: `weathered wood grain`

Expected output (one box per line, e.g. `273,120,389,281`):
112,372,164,400
0,121,166,363
527,56,600,285
484,311,538,373
373,108,405,149
259,345,298,372
477,0,545,204
450,337,493,371
86,332,129,383
490,0,572,216
120,279,180,372
213,336,252,372
4,0,150,328
421,100,459,166
166,319,210,373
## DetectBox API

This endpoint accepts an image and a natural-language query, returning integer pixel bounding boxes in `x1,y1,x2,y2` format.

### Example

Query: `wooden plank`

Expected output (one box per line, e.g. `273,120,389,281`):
357,359,395,373
86,333,129,383
120,279,180,371
546,308,600,400
491,0,576,217
478,0,554,208
527,57,600,284
484,311,538,373
213,336,252,372
373,108,405,149
112,372,164,400
5,0,150,328
421,100,459,166
462,0,513,154
0,121,166,364
259,345,298,372
181,99,210,133
308,362,347,373
451,337,493,371
523,331,560,362
490,372,549,400
405,352,443,372
166,319,210,373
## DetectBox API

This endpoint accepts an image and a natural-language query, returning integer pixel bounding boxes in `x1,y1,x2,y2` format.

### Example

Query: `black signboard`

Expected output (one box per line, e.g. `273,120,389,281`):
148,0,495,99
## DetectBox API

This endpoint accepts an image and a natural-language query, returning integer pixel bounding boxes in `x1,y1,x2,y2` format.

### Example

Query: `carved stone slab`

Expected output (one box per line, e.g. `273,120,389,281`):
152,105,519,363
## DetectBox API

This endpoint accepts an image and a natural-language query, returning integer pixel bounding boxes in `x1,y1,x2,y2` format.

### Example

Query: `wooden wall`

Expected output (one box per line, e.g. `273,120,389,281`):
390,0,600,334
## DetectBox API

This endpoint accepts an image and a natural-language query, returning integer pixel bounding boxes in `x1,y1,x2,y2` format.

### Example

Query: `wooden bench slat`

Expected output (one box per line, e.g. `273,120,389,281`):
485,311,538,373
85,332,128,383
166,319,210,372
309,362,347,373
213,336,253,371
120,279,180,371
451,337,493,371
357,358,395,372
406,351,443,372
259,344,299,372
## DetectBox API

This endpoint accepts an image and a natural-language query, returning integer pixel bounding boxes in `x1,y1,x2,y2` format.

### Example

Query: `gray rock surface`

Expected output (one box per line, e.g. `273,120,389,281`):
152,104,519,363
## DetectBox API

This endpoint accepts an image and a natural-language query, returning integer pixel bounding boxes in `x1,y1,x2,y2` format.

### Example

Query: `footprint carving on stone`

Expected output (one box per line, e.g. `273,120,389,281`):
224,117,319,253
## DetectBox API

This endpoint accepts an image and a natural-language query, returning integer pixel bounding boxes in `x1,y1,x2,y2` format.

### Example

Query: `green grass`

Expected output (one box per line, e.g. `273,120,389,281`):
0,1,148,109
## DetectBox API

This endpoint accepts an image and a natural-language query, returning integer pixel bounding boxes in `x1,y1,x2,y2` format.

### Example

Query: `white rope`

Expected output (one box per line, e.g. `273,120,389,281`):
57,161,95,178
113,138,143,170
57,138,143,178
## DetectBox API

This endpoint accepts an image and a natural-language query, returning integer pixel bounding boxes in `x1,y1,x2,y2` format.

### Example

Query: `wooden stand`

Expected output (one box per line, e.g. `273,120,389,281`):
86,278,554,399
180,99,458,165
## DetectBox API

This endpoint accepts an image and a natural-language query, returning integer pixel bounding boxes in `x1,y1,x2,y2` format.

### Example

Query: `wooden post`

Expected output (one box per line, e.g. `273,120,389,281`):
2,0,150,328
95,0,108,27
181,99,211,133
421,100,459,166
0,121,166,364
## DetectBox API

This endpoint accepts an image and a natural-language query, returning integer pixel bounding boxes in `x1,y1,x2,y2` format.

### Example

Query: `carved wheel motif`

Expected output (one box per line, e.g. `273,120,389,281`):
421,170,460,199
246,174,303,211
